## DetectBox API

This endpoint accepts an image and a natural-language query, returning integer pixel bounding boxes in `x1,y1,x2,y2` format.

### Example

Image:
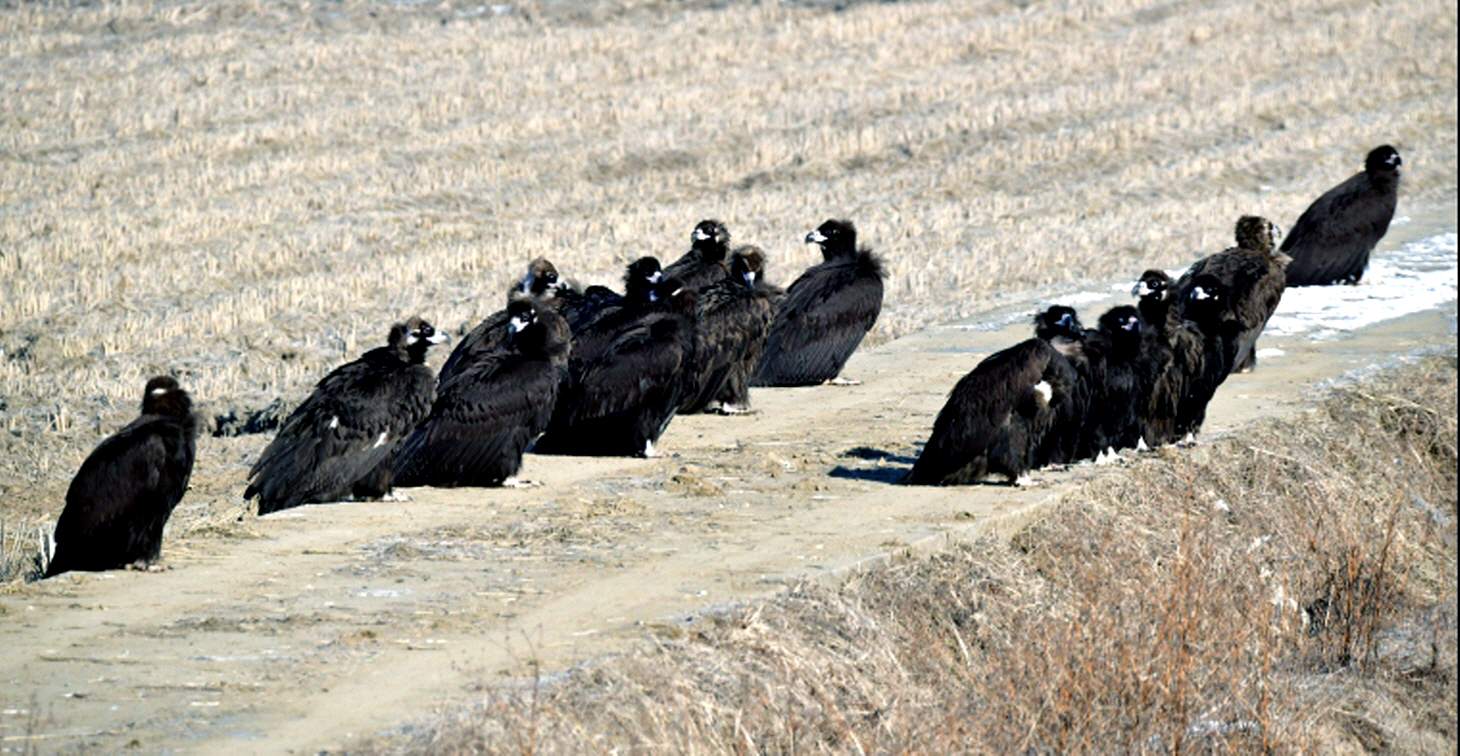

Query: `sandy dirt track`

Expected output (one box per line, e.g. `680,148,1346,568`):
2,209,1455,753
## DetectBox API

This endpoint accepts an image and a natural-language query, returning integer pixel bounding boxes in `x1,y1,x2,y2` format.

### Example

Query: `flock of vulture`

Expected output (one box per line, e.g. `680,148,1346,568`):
39,144,1402,578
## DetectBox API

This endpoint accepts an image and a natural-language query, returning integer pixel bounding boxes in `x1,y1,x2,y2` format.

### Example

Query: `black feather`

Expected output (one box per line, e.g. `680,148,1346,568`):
681,246,778,414
245,317,442,514
751,219,884,386
1172,216,1289,373
662,219,731,293
906,339,1064,485
394,299,569,487
45,376,196,577
1282,145,1401,286
534,277,697,457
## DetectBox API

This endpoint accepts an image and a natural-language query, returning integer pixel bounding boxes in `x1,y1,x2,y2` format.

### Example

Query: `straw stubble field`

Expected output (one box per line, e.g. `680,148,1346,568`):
2,0,1455,462
0,0,1456,751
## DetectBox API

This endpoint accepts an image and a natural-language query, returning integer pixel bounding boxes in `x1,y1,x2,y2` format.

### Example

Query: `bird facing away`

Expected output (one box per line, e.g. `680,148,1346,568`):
680,245,779,415
1172,215,1290,373
750,219,885,387
905,338,1070,486
662,219,731,293
393,298,569,488
246,317,445,515
44,376,197,578
439,257,566,383
1282,145,1401,287
533,276,697,457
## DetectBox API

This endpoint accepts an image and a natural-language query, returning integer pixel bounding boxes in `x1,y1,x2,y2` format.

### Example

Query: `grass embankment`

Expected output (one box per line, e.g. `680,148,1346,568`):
357,355,1457,753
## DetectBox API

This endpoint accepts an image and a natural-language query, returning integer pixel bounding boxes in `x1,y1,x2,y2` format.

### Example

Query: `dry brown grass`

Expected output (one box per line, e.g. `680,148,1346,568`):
0,3,1449,581
1,0,1455,508
349,355,1457,753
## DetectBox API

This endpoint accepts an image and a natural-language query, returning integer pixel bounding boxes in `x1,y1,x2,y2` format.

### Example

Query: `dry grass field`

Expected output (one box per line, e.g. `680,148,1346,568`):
1,0,1455,511
0,0,1456,750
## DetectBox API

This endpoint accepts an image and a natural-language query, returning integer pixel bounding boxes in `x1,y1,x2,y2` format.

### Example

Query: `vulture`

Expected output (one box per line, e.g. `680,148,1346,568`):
1170,274,1247,441
1282,145,1401,286
1030,306,1092,467
1078,305,1165,460
393,297,569,488
564,256,664,345
662,219,732,293
245,316,445,515
439,257,566,384
1132,269,1187,447
680,246,779,414
1137,270,1247,444
1173,215,1290,373
44,376,197,577
905,338,1073,486
750,219,884,387
533,276,697,457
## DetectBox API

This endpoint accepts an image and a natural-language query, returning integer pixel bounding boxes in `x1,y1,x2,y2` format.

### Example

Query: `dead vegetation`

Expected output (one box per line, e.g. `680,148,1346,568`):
354,355,1457,753
1,0,1456,531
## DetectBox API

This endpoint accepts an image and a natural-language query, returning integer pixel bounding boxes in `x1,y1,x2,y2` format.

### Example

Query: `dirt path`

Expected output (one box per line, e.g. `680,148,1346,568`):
2,218,1455,753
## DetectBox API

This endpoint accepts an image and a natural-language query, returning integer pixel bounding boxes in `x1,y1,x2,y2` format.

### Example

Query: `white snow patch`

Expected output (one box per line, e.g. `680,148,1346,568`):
1265,233,1457,337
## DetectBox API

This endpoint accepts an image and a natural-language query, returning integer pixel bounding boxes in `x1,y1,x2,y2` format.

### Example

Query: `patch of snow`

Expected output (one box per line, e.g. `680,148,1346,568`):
1265,233,1457,337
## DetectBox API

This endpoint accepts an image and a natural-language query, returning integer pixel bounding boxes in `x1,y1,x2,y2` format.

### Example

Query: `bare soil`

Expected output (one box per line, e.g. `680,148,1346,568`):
2,211,1453,753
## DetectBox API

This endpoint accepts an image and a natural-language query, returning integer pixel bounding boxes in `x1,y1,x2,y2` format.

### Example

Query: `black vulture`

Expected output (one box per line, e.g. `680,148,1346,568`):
1132,269,1187,447
533,277,697,457
750,219,884,387
1283,145,1401,286
44,376,197,577
393,298,569,488
1173,215,1290,373
440,257,567,383
662,219,731,292
1171,274,1247,442
1078,305,1165,461
245,316,445,515
905,339,1070,486
563,256,667,367
680,246,779,414
1030,306,1092,467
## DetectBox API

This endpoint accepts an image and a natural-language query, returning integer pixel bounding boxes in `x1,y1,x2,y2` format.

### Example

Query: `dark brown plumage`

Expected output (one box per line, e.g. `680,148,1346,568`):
245,317,445,515
1132,269,1186,447
662,219,731,293
1078,305,1165,459
1173,216,1290,373
680,246,779,414
393,298,569,488
750,219,884,387
1148,274,1246,444
1030,306,1091,467
906,339,1067,486
1283,145,1401,286
44,376,196,577
533,276,697,457
439,258,566,384
558,257,665,376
